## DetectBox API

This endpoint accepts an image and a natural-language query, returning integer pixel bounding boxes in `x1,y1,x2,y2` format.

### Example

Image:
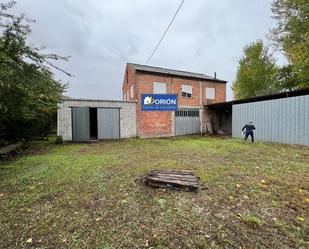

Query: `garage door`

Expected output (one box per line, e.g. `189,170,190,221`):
97,108,120,139
72,107,90,142
175,108,200,136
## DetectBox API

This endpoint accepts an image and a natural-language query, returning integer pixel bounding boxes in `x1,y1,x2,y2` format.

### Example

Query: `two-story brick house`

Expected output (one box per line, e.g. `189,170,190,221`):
122,63,227,137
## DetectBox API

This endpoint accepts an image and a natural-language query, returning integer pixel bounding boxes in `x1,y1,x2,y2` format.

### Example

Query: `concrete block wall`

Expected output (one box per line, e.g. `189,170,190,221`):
57,99,136,141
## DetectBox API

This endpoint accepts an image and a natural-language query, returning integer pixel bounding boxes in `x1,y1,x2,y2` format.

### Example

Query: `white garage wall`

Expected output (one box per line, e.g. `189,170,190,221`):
58,99,137,141
232,95,309,145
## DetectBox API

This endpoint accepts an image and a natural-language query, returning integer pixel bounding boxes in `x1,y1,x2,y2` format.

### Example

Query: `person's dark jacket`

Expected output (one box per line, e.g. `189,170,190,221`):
242,124,256,133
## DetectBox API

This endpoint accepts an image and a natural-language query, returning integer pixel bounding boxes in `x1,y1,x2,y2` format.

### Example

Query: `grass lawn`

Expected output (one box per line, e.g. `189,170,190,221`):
0,136,308,249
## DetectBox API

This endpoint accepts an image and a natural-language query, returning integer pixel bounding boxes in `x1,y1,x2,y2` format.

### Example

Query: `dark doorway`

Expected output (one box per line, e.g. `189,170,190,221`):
89,108,98,140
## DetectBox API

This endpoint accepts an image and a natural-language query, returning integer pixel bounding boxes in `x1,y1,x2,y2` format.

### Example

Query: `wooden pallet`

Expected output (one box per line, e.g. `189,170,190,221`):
144,170,198,192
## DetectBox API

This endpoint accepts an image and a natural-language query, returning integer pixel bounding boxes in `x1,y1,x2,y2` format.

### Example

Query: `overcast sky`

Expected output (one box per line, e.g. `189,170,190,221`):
12,0,281,100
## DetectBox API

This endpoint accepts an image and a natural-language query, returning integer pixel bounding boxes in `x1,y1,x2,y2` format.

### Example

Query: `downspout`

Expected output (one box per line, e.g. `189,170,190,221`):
199,81,203,135
171,76,175,136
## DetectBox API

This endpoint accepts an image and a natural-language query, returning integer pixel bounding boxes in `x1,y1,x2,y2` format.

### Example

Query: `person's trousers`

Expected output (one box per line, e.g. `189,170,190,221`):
245,131,254,143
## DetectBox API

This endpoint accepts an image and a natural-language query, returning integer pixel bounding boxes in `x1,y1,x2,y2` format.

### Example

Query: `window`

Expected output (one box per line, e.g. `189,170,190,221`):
130,84,134,98
153,82,166,94
127,89,130,100
205,87,215,99
124,93,126,101
175,108,199,117
181,85,192,98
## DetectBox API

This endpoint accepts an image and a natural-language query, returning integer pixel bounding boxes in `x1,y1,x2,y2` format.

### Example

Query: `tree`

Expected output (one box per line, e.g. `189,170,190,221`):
232,41,278,99
275,65,300,91
271,0,309,88
0,1,70,142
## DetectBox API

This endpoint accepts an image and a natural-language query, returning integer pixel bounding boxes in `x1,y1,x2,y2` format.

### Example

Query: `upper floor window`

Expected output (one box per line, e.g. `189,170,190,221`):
153,82,166,94
124,93,127,101
181,85,192,98
205,87,215,99
127,89,130,100
130,84,134,98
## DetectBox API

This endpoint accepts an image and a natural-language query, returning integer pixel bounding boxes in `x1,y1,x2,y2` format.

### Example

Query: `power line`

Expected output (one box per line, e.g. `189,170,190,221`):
145,0,185,65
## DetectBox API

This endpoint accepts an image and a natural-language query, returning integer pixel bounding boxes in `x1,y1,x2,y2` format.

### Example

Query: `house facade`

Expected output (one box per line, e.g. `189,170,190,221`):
122,63,227,137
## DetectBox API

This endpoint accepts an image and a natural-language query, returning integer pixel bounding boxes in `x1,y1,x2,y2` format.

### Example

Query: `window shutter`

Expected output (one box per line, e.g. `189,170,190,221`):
182,85,192,94
153,82,167,94
205,87,216,99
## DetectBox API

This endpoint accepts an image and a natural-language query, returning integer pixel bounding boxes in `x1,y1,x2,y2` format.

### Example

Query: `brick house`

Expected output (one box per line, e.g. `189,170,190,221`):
122,63,227,137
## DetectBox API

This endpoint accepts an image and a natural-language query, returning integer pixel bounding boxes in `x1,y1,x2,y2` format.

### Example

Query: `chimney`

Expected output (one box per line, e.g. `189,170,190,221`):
214,72,217,79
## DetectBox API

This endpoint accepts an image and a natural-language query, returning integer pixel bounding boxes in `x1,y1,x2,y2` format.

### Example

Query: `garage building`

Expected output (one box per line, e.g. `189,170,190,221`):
57,99,136,142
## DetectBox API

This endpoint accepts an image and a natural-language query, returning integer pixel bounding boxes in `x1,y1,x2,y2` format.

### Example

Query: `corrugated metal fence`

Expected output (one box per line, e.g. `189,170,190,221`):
232,95,309,145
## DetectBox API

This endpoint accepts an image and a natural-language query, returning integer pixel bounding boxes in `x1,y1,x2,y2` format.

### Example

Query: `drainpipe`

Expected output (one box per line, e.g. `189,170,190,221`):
199,81,203,135
171,76,175,136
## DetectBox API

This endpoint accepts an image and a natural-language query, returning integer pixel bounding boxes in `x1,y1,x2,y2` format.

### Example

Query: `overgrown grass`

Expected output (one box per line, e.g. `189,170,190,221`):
0,136,308,248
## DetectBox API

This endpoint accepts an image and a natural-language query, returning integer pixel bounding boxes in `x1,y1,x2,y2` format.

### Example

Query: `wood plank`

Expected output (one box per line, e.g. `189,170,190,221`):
151,169,194,173
148,173,197,178
147,180,198,192
150,170,194,175
147,174,198,182
146,176,198,187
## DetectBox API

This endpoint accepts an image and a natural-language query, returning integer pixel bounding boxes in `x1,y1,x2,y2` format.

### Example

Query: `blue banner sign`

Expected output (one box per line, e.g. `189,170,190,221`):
141,94,178,111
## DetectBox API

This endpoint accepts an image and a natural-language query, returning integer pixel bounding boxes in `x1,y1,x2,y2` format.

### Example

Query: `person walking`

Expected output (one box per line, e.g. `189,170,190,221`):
242,121,256,143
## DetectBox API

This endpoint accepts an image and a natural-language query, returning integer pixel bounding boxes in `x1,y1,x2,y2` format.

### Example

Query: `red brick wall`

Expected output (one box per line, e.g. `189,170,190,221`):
121,65,226,137
135,73,173,137
122,65,136,101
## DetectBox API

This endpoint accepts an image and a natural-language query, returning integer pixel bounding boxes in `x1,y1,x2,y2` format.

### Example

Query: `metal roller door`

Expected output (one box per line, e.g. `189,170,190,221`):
72,107,90,142
97,108,120,139
175,108,200,136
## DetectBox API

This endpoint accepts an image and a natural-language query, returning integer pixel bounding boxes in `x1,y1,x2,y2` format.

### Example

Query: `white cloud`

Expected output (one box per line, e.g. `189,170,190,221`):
13,0,279,100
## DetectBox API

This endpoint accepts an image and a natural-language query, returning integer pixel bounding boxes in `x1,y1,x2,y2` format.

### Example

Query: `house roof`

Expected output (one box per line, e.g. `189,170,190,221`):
127,63,227,83
206,88,309,111
62,97,136,104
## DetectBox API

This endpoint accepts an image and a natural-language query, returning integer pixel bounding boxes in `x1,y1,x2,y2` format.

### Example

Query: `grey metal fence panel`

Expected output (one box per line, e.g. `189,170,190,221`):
232,95,309,145
97,108,120,139
72,107,90,142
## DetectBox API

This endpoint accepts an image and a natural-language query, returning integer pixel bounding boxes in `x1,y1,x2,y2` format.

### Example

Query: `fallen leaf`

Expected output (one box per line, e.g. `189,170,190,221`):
260,179,266,184
236,184,241,188
95,218,101,221
26,238,32,243
0,193,4,197
297,217,304,221
305,198,309,203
